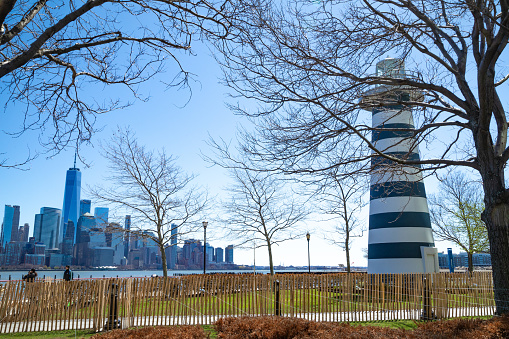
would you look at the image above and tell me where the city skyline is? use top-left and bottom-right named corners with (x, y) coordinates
top-left (0, 149), bottom-right (464, 269)
top-left (0, 193), bottom-right (237, 269)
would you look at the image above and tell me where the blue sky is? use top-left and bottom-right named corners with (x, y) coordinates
top-left (0, 40), bottom-right (465, 268)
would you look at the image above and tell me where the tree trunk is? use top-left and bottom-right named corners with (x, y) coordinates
top-left (345, 232), bottom-right (350, 274)
top-left (467, 252), bottom-right (473, 274)
top-left (484, 203), bottom-right (509, 315)
top-left (267, 241), bottom-right (274, 276)
top-left (160, 243), bottom-right (168, 278)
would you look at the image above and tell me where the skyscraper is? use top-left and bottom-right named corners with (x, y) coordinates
top-left (33, 207), bottom-right (62, 249)
top-left (1, 205), bottom-right (21, 246)
top-left (80, 199), bottom-right (91, 216)
top-left (168, 223), bottom-right (178, 269)
top-left (74, 212), bottom-right (96, 266)
top-left (124, 215), bottom-right (131, 259)
top-left (61, 157), bottom-right (81, 245)
top-left (19, 223), bottom-right (30, 242)
top-left (215, 247), bottom-right (224, 263)
top-left (94, 207), bottom-right (109, 229)
top-left (225, 245), bottom-right (234, 264)
top-left (361, 58), bottom-right (437, 274)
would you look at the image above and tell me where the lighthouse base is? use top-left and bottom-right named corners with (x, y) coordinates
top-left (368, 247), bottom-right (439, 274)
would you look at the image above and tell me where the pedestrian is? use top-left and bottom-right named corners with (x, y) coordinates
top-left (63, 265), bottom-right (73, 281)
top-left (22, 268), bottom-right (37, 282)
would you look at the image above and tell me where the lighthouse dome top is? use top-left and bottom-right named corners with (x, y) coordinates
top-left (376, 57), bottom-right (406, 78)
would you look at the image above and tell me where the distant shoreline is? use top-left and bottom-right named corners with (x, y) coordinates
top-left (0, 267), bottom-right (351, 272)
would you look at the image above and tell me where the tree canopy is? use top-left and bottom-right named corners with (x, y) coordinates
top-left (429, 172), bottom-right (489, 272)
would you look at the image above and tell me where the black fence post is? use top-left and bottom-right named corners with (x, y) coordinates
top-left (274, 280), bottom-right (281, 316)
top-left (104, 283), bottom-right (121, 330)
top-left (421, 275), bottom-right (434, 321)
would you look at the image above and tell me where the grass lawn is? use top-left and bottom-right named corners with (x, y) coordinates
top-left (0, 329), bottom-right (97, 338)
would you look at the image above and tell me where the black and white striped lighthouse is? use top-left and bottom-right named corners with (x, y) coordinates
top-left (361, 58), bottom-right (438, 274)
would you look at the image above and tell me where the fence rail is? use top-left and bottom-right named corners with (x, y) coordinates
top-left (0, 272), bottom-right (496, 333)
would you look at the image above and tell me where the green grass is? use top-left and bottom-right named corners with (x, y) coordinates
top-left (0, 329), bottom-right (96, 338)
top-left (353, 319), bottom-right (419, 330)
top-left (4, 288), bottom-right (494, 324)
top-left (202, 325), bottom-right (217, 338)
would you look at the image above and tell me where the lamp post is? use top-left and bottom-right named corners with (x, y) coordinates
top-left (203, 221), bottom-right (208, 274)
top-left (306, 232), bottom-right (311, 273)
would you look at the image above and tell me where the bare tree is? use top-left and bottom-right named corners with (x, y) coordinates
top-left (223, 168), bottom-right (307, 275)
top-left (0, 0), bottom-right (228, 166)
top-left (313, 169), bottom-right (367, 273)
top-left (429, 172), bottom-right (489, 273)
top-left (214, 0), bottom-right (509, 314)
top-left (90, 128), bottom-right (207, 277)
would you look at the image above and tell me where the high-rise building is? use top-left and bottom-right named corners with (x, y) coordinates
top-left (205, 243), bottom-right (214, 262)
top-left (80, 199), bottom-right (91, 216)
top-left (169, 223), bottom-right (178, 269)
top-left (225, 245), bottom-right (234, 264)
top-left (74, 212), bottom-right (96, 266)
top-left (1, 205), bottom-right (20, 246)
top-left (5, 241), bottom-right (26, 266)
top-left (124, 215), bottom-right (131, 259)
top-left (61, 157), bottom-right (82, 245)
top-left (11, 205), bottom-right (20, 242)
top-left (33, 207), bottom-right (62, 249)
top-left (109, 222), bottom-right (124, 265)
top-left (19, 223), bottom-right (30, 242)
top-left (94, 207), bottom-right (109, 229)
top-left (361, 58), bottom-right (437, 274)
top-left (215, 247), bottom-right (224, 263)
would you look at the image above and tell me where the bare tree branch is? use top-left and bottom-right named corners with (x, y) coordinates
top-left (0, 0), bottom-right (229, 166)
top-left (222, 168), bottom-right (308, 275)
top-left (89, 127), bottom-right (208, 277)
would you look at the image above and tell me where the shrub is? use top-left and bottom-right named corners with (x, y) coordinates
top-left (214, 316), bottom-right (412, 338)
top-left (413, 315), bottom-right (509, 338)
top-left (214, 315), bottom-right (509, 338)
top-left (91, 325), bottom-right (208, 339)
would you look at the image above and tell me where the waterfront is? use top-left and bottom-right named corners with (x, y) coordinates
top-left (0, 268), bottom-right (348, 281)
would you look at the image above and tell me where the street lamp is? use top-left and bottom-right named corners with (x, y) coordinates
top-left (306, 232), bottom-right (311, 273)
top-left (203, 221), bottom-right (208, 274)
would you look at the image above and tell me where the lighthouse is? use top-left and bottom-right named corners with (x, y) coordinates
top-left (361, 58), bottom-right (439, 274)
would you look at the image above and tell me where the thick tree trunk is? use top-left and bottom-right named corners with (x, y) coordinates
top-left (345, 239), bottom-right (351, 274)
top-left (467, 252), bottom-right (473, 274)
top-left (484, 203), bottom-right (509, 315)
top-left (160, 243), bottom-right (168, 278)
top-left (267, 241), bottom-right (274, 276)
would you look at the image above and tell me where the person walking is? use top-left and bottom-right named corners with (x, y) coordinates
top-left (23, 268), bottom-right (37, 282)
top-left (63, 265), bottom-right (73, 281)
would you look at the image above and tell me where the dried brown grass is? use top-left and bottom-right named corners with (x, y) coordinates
top-left (90, 315), bottom-right (509, 338)
top-left (214, 316), bottom-right (411, 338)
top-left (214, 315), bottom-right (509, 338)
top-left (413, 316), bottom-right (509, 338)
top-left (90, 325), bottom-right (208, 339)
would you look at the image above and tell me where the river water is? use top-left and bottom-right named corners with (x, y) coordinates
top-left (0, 268), bottom-right (345, 281)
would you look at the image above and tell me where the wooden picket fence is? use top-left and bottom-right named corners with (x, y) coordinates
top-left (0, 272), bottom-right (496, 333)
